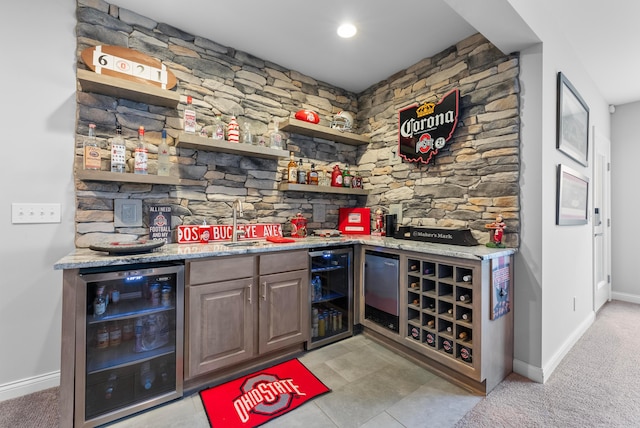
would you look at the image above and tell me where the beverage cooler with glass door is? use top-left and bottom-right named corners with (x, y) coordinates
top-left (77, 263), bottom-right (184, 427)
top-left (308, 247), bottom-right (353, 349)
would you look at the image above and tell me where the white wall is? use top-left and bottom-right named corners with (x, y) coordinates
top-left (0, 0), bottom-right (77, 400)
top-left (611, 101), bottom-right (640, 303)
top-left (511, 0), bottom-right (611, 381)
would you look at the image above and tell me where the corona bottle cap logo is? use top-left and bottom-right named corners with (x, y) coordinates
top-left (416, 102), bottom-right (436, 118)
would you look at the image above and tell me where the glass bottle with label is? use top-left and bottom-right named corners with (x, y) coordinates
top-left (308, 163), bottom-right (319, 185)
top-left (94, 285), bottom-right (106, 318)
top-left (213, 115), bottom-right (225, 140)
top-left (287, 152), bottom-right (298, 184)
top-left (110, 124), bottom-right (126, 173)
top-left (342, 163), bottom-right (352, 188)
top-left (270, 119), bottom-right (284, 150)
top-left (83, 123), bottom-right (101, 170)
top-left (297, 159), bottom-right (307, 184)
top-left (157, 129), bottom-right (170, 176)
top-left (183, 96), bottom-right (196, 133)
top-left (134, 126), bottom-right (148, 174)
top-left (242, 122), bottom-right (253, 144)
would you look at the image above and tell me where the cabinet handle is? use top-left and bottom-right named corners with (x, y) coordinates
top-left (248, 283), bottom-right (252, 303)
top-left (262, 281), bottom-right (267, 301)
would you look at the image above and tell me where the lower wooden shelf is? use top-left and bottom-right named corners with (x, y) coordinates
top-left (279, 183), bottom-right (368, 195)
top-left (76, 169), bottom-right (205, 186)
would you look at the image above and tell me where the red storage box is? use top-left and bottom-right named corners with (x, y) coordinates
top-left (338, 208), bottom-right (371, 235)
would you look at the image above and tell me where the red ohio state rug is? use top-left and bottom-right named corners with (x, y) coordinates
top-left (199, 359), bottom-right (331, 427)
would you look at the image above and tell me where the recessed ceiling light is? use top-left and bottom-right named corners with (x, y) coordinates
top-left (337, 23), bottom-right (357, 38)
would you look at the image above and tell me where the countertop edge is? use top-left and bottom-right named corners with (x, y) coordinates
top-left (54, 236), bottom-right (517, 270)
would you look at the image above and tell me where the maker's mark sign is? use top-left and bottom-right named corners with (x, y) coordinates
top-left (398, 88), bottom-right (459, 164)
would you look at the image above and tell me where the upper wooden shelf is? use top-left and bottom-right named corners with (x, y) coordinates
top-left (77, 69), bottom-right (181, 108)
top-left (76, 169), bottom-right (205, 186)
top-left (278, 183), bottom-right (368, 195)
top-left (176, 133), bottom-right (289, 159)
top-left (279, 118), bottom-right (370, 146)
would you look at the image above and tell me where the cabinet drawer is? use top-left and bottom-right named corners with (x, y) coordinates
top-left (259, 250), bottom-right (308, 275)
top-left (187, 255), bottom-right (255, 285)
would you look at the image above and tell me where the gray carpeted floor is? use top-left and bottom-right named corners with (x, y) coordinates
top-left (455, 300), bottom-right (640, 427)
top-left (1, 300), bottom-right (638, 427)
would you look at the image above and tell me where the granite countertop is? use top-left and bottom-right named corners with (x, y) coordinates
top-left (53, 235), bottom-right (516, 270)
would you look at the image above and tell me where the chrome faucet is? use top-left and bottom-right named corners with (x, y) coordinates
top-left (231, 199), bottom-right (244, 242)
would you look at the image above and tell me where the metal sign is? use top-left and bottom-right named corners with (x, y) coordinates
top-left (398, 88), bottom-right (460, 164)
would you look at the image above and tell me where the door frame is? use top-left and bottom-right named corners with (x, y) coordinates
top-left (592, 126), bottom-right (611, 312)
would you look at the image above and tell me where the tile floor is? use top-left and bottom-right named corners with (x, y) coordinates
top-left (108, 335), bottom-right (481, 427)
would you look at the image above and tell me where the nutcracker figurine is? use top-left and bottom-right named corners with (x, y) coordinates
top-left (485, 214), bottom-right (506, 248)
top-left (372, 208), bottom-right (385, 236)
top-left (290, 212), bottom-right (308, 238)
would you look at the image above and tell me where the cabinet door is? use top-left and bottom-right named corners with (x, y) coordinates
top-left (258, 270), bottom-right (309, 354)
top-left (187, 278), bottom-right (254, 378)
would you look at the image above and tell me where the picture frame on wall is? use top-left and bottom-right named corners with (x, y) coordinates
top-left (557, 72), bottom-right (590, 166)
top-left (556, 164), bottom-right (589, 226)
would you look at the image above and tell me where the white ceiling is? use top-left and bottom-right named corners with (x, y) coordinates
top-left (113, 0), bottom-right (640, 106)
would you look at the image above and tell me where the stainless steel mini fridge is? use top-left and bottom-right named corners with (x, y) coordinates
top-left (308, 247), bottom-right (353, 349)
top-left (76, 263), bottom-right (184, 427)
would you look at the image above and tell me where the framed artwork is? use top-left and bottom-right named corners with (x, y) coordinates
top-left (556, 164), bottom-right (589, 226)
top-left (490, 256), bottom-right (511, 321)
top-left (557, 72), bottom-right (590, 166)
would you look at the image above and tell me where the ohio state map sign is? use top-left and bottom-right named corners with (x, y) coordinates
top-left (398, 88), bottom-right (459, 164)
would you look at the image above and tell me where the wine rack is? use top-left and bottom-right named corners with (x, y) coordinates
top-left (406, 257), bottom-right (476, 367)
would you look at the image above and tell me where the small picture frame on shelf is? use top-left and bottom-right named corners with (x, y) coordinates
top-left (556, 164), bottom-right (589, 226)
top-left (556, 72), bottom-right (590, 166)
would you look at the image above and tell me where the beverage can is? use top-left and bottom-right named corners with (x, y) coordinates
top-left (161, 286), bottom-right (172, 307)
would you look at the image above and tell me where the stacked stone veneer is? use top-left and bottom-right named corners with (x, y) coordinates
top-left (74, 0), bottom-right (520, 248)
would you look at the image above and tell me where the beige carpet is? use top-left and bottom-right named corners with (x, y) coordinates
top-left (455, 300), bottom-right (640, 427)
top-left (1, 300), bottom-right (638, 427)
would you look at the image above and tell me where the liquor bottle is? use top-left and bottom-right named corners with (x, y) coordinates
top-left (287, 152), bottom-right (298, 184)
top-left (213, 115), bottom-right (225, 140)
top-left (297, 159), bottom-right (307, 184)
top-left (157, 129), bottom-right (170, 176)
top-left (461, 312), bottom-right (472, 321)
top-left (242, 122), bottom-right (253, 144)
top-left (140, 361), bottom-right (155, 390)
top-left (270, 119), bottom-right (284, 150)
top-left (83, 123), bottom-right (101, 170)
top-left (330, 165), bottom-right (343, 187)
top-left (352, 171), bottom-right (362, 188)
top-left (94, 285), bottom-right (106, 317)
top-left (426, 319), bottom-right (435, 328)
top-left (96, 323), bottom-right (109, 349)
top-left (318, 167), bottom-right (330, 186)
top-left (109, 321), bottom-right (122, 347)
top-left (308, 163), bottom-right (319, 185)
top-left (458, 331), bottom-right (468, 340)
top-left (228, 115), bottom-right (240, 143)
top-left (459, 293), bottom-right (472, 303)
top-left (183, 96), bottom-right (196, 133)
top-left (134, 126), bottom-right (148, 174)
top-left (342, 163), bottom-right (352, 187)
top-left (110, 124), bottom-right (126, 173)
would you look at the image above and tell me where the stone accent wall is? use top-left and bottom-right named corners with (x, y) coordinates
top-left (74, 0), bottom-right (520, 248)
top-left (357, 34), bottom-right (520, 247)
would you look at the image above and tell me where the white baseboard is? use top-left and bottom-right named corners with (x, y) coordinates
top-left (0, 371), bottom-right (60, 402)
top-left (513, 310), bottom-right (595, 384)
top-left (611, 292), bottom-right (640, 304)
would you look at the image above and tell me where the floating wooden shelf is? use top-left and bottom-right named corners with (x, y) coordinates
top-left (279, 118), bottom-right (370, 146)
top-left (278, 183), bottom-right (368, 195)
top-left (176, 133), bottom-right (289, 159)
top-left (77, 69), bottom-right (181, 108)
top-left (76, 169), bottom-right (205, 186)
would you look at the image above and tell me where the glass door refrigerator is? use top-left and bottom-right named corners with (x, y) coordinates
top-left (76, 262), bottom-right (184, 427)
top-left (308, 246), bottom-right (353, 349)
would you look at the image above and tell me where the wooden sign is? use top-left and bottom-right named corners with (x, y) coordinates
top-left (177, 223), bottom-right (283, 244)
top-left (398, 88), bottom-right (459, 164)
top-left (81, 45), bottom-right (177, 89)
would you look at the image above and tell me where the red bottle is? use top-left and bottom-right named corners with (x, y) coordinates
top-left (331, 165), bottom-right (343, 187)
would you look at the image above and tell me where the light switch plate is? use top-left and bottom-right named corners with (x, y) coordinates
top-left (12, 203), bottom-right (61, 224)
top-left (114, 199), bottom-right (142, 227)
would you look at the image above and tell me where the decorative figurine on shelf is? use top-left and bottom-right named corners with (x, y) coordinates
top-left (372, 208), bottom-right (385, 236)
top-left (291, 212), bottom-right (307, 238)
top-left (227, 115), bottom-right (240, 143)
top-left (485, 214), bottom-right (506, 248)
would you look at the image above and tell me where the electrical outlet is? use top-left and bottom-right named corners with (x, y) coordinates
top-left (12, 203), bottom-right (61, 224)
top-left (389, 203), bottom-right (403, 224)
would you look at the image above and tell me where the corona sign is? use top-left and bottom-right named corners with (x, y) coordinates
top-left (398, 88), bottom-right (459, 164)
